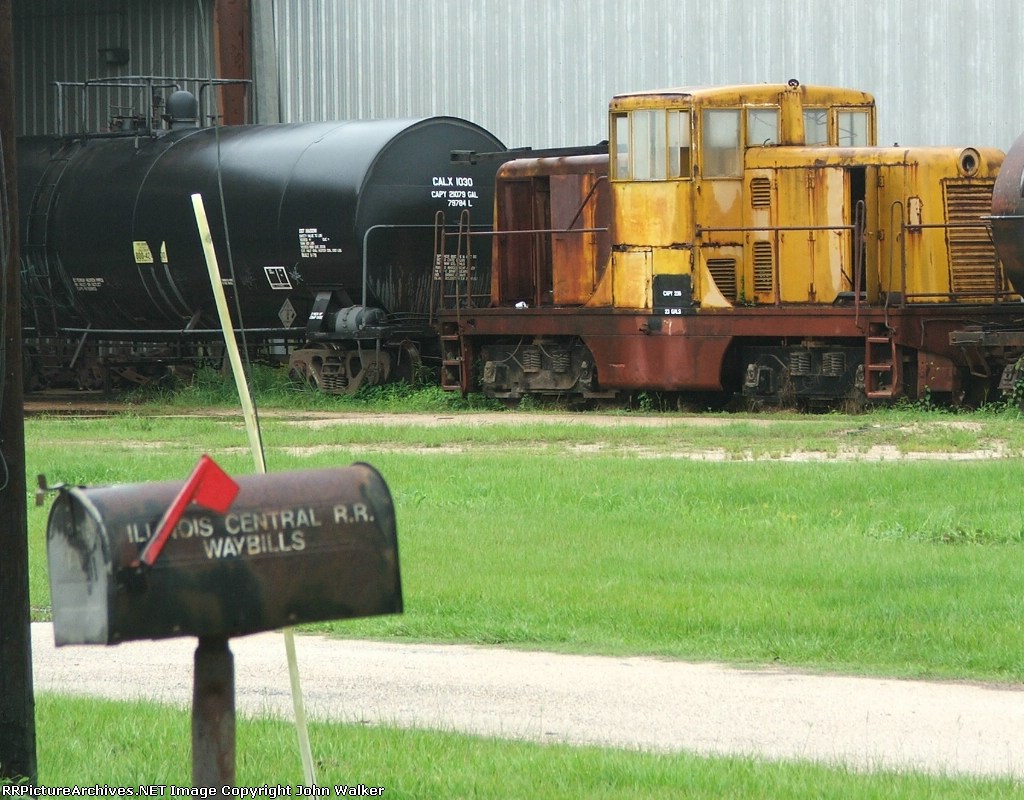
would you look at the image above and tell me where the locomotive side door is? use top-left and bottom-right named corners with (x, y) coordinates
top-left (693, 107), bottom-right (744, 308)
top-left (772, 163), bottom-right (854, 303)
top-left (492, 177), bottom-right (551, 307)
top-left (846, 166), bottom-right (868, 298)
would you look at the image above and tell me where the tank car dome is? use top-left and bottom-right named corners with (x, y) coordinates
top-left (165, 90), bottom-right (199, 128)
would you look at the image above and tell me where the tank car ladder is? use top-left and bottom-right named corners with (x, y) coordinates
top-left (432, 210), bottom-right (477, 393)
top-left (864, 327), bottom-right (899, 400)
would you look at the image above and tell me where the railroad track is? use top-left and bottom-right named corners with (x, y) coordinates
top-left (24, 391), bottom-right (135, 416)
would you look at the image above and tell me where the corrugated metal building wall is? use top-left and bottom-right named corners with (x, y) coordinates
top-left (274, 0), bottom-right (1024, 151)
top-left (14, 0), bottom-right (1024, 154)
top-left (14, 0), bottom-right (211, 136)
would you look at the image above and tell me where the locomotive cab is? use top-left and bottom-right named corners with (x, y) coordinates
top-left (599, 82), bottom-right (877, 311)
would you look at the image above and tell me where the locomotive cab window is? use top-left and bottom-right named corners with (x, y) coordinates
top-left (668, 110), bottom-right (692, 178)
top-left (702, 109), bottom-right (742, 177)
top-left (613, 113), bottom-right (629, 179)
top-left (838, 109), bottom-right (871, 146)
top-left (611, 108), bottom-right (692, 181)
top-left (632, 110), bottom-right (667, 180)
top-left (803, 108), bottom-right (828, 145)
top-left (746, 107), bottom-right (779, 146)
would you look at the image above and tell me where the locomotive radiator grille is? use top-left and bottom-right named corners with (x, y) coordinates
top-left (749, 177), bottom-right (772, 208)
top-left (944, 180), bottom-right (1002, 296)
top-left (706, 258), bottom-right (737, 301)
top-left (752, 242), bottom-right (774, 295)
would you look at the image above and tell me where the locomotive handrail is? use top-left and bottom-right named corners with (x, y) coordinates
top-left (852, 199), bottom-right (866, 324)
top-left (897, 290), bottom-right (1020, 299)
top-left (902, 221), bottom-right (995, 230)
top-left (451, 227), bottom-right (608, 237)
top-left (889, 200), bottom-right (907, 314)
top-left (695, 223), bottom-right (857, 234)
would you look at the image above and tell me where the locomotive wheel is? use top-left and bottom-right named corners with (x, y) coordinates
top-left (961, 372), bottom-right (1001, 409)
top-left (22, 347), bottom-right (43, 392)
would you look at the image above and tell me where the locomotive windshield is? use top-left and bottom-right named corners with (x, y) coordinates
top-left (803, 108), bottom-right (829, 144)
top-left (612, 109), bottom-right (691, 180)
top-left (746, 107), bottom-right (780, 146)
top-left (803, 107), bottom-right (871, 147)
top-left (610, 87), bottom-right (877, 181)
top-left (837, 109), bottom-right (871, 146)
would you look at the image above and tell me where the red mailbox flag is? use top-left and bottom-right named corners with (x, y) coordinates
top-left (138, 455), bottom-right (240, 567)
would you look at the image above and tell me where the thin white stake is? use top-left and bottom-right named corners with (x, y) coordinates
top-left (192, 193), bottom-right (317, 787)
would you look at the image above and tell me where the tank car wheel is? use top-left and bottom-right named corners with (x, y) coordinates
top-left (391, 341), bottom-right (423, 384)
top-left (287, 357), bottom-right (324, 391)
top-left (288, 362), bottom-right (310, 386)
top-left (76, 361), bottom-right (107, 391)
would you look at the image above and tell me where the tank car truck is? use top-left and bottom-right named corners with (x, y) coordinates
top-left (436, 81), bottom-right (1024, 408)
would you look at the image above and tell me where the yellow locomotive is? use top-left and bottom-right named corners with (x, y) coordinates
top-left (437, 80), bottom-right (1024, 408)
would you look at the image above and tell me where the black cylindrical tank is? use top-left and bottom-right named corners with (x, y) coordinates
top-left (18, 117), bottom-right (504, 335)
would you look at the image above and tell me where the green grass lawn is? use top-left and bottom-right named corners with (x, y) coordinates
top-left (17, 402), bottom-right (1024, 792)
top-left (25, 409), bottom-right (1024, 681)
top-left (30, 696), bottom-right (1023, 798)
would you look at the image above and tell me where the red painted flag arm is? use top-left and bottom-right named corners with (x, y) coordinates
top-left (137, 455), bottom-right (239, 567)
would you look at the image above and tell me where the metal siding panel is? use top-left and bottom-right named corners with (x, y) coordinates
top-left (15, 0), bottom-right (1024, 149)
top-left (14, 0), bottom-right (212, 135)
top-left (272, 0), bottom-right (1024, 153)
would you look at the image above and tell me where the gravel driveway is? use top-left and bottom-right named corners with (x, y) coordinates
top-left (30, 622), bottom-right (1024, 779)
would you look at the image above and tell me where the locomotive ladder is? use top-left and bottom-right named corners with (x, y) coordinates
top-left (439, 320), bottom-right (465, 392)
top-left (864, 330), bottom-right (899, 400)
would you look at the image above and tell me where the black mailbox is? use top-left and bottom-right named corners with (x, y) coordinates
top-left (45, 464), bottom-right (401, 645)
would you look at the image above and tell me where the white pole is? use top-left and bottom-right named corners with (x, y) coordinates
top-left (191, 193), bottom-right (317, 787)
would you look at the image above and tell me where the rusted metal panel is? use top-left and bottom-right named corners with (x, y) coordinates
top-left (45, 465), bottom-right (401, 644)
top-left (213, 0), bottom-right (251, 125)
top-left (550, 170), bottom-right (611, 305)
top-left (491, 155), bottom-right (610, 308)
top-left (918, 351), bottom-right (956, 394)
